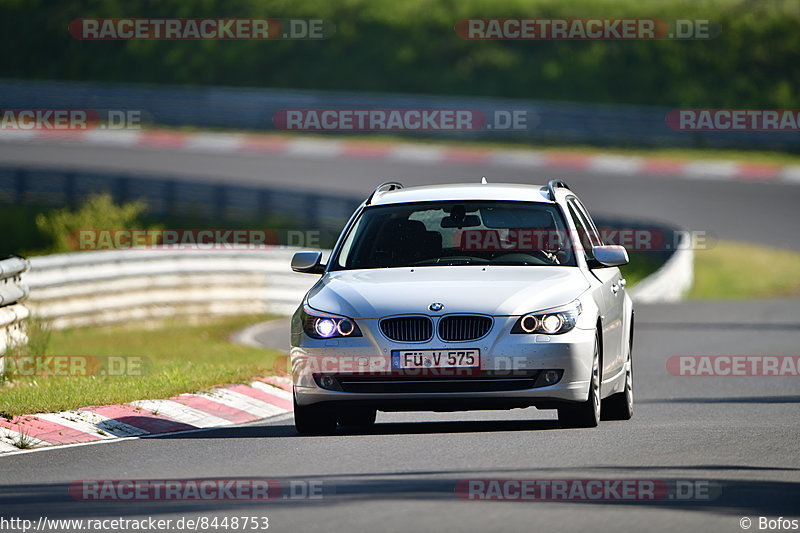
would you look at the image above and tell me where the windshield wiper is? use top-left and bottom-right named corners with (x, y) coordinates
top-left (413, 257), bottom-right (481, 266)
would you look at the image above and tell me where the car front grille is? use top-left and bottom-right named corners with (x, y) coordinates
top-left (380, 316), bottom-right (433, 342)
top-left (438, 315), bottom-right (492, 341)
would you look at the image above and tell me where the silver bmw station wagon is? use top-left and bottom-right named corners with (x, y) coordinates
top-left (290, 180), bottom-right (634, 434)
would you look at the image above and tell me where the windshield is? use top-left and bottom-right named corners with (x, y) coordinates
top-left (332, 201), bottom-right (577, 270)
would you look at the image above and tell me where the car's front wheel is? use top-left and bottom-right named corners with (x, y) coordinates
top-left (558, 332), bottom-right (601, 428)
top-left (294, 393), bottom-right (337, 435)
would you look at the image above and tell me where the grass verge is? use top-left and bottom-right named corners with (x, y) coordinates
top-left (0, 315), bottom-right (282, 418)
top-left (620, 251), bottom-right (664, 288)
top-left (690, 241), bottom-right (800, 299)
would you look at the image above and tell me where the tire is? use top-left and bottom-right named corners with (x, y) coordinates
top-left (601, 335), bottom-right (634, 421)
top-left (338, 407), bottom-right (377, 428)
top-left (558, 332), bottom-right (601, 428)
top-left (293, 393), bottom-right (337, 435)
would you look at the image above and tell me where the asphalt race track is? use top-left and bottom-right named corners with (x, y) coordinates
top-left (1, 139), bottom-right (799, 250)
top-left (1, 139), bottom-right (799, 532)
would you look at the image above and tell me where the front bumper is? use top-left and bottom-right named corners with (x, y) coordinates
top-left (291, 315), bottom-right (596, 411)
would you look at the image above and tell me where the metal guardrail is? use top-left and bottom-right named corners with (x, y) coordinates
top-left (18, 220), bottom-right (691, 331)
top-left (0, 164), bottom-right (362, 230)
top-left (628, 233), bottom-right (694, 303)
top-left (0, 256), bottom-right (30, 353)
top-left (22, 247), bottom-right (319, 329)
top-left (1, 78), bottom-right (797, 151)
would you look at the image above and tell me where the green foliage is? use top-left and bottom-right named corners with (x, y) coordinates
top-left (34, 193), bottom-right (158, 254)
top-left (1, 0), bottom-right (798, 107)
top-left (0, 206), bottom-right (51, 257)
top-left (1, 194), bottom-right (322, 257)
top-left (22, 317), bottom-right (53, 360)
top-left (3, 317), bottom-right (52, 359)
top-left (1, 317), bottom-right (51, 392)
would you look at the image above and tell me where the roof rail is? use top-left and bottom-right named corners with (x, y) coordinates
top-left (547, 179), bottom-right (570, 201)
top-left (365, 181), bottom-right (404, 205)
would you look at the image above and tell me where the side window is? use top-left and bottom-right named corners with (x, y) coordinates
top-left (336, 215), bottom-right (362, 268)
top-left (570, 198), bottom-right (603, 245)
top-left (567, 203), bottom-right (595, 261)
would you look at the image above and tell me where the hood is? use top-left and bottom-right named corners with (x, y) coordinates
top-left (306, 266), bottom-right (590, 318)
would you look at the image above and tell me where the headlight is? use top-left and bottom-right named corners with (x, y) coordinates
top-left (511, 300), bottom-right (582, 335)
top-left (301, 306), bottom-right (362, 339)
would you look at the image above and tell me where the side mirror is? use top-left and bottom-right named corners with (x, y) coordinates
top-left (291, 251), bottom-right (326, 274)
top-left (592, 245), bottom-right (629, 267)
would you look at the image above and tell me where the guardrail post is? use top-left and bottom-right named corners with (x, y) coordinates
top-left (65, 171), bottom-right (77, 207)
top-left (258, 189), bottom-right (271, 215)
top-left (214, 184), bottom-right (227, 220)
top-left (14, 168), bottom-right (26, 204)
top-left (304, 193), bottom-right (320, 231)
top-left (0, 256), bottom-right (31, 355)
top-left (164, 179), bottom-right (176, 216)
top-left (115, 175), bottom-right (129, 204)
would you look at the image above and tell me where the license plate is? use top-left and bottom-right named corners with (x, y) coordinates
top-left (392, 349), bottom-right (480, 369)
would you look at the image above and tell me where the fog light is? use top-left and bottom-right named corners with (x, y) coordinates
top-left (534, 369), bottom-right (563, 387)
top-left (319, 375), bottom-right (339, 390)
top-left (543, 370), bottom-right (560, 384)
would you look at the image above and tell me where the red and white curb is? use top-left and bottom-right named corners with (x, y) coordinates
top-left (1, 128), bottom-right (798, 183)
top-left (0, 376), bottom-right (293, 455)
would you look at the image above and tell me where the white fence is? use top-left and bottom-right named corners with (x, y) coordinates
top-left (628, 234), bottom-right (694, 304)
top-left (0, 256), bottom-right (30, 352)
top-left (22, 248), bottom-right (319, 329)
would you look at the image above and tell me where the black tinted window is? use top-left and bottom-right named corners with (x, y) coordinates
top-left (333, 201), bottom-right (577, 270)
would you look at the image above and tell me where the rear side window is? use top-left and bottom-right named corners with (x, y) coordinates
top-left (569, 198), bottom-right (603, 245)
